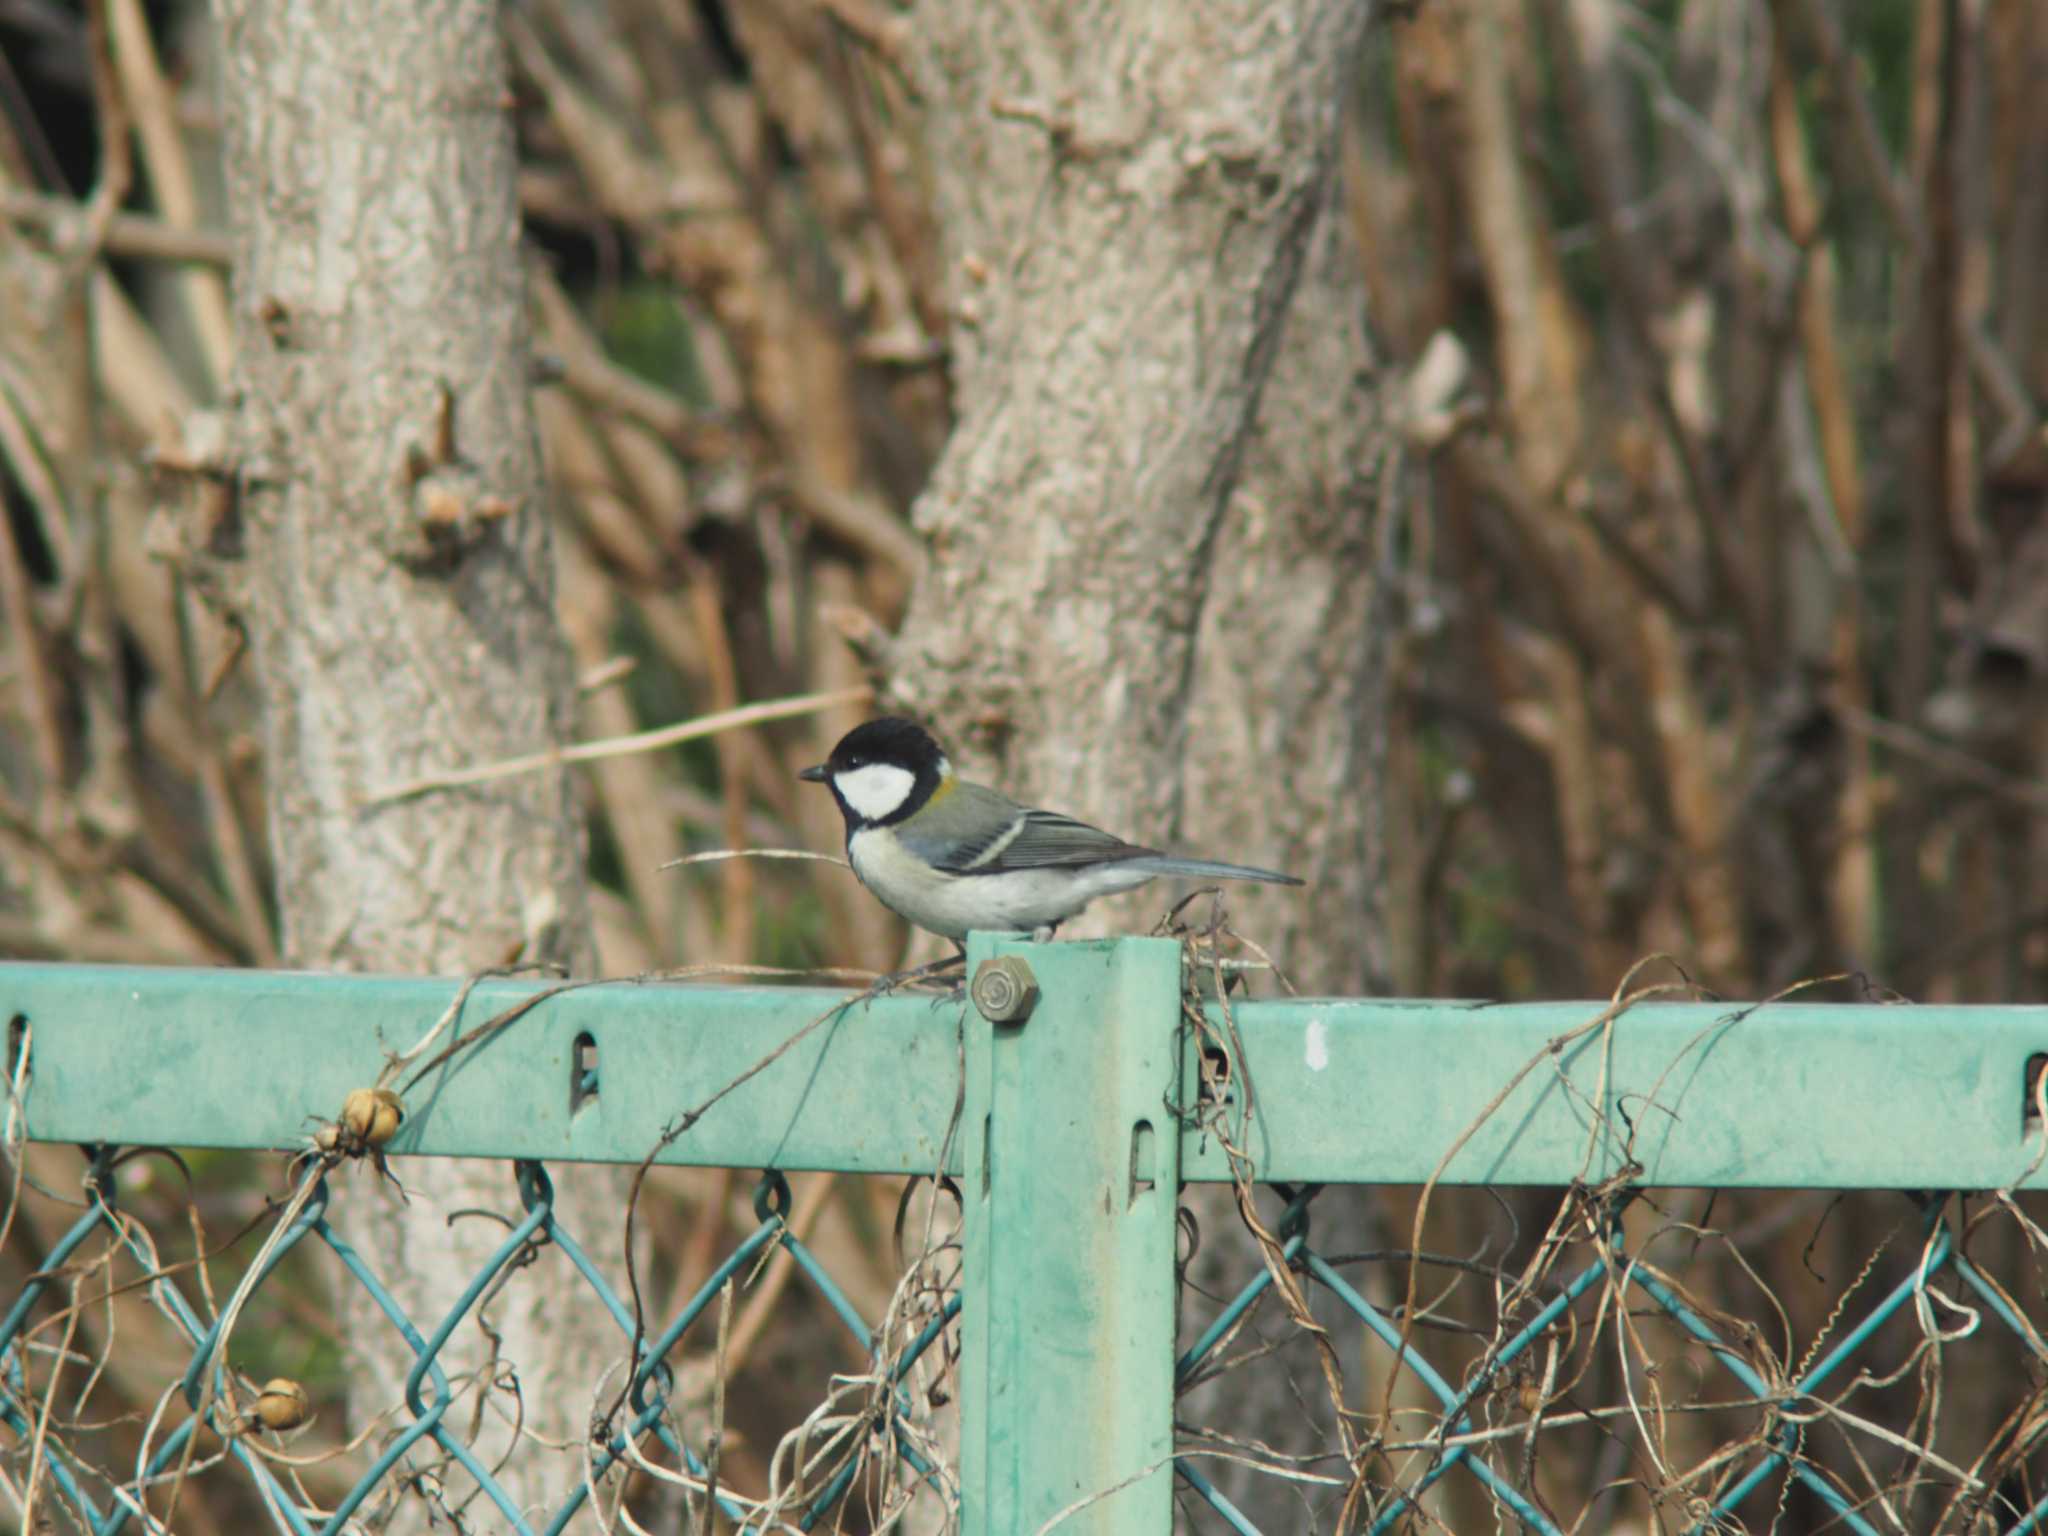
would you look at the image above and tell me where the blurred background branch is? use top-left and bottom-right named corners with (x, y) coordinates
top-left (2, 0), bottom-right (2046, 1528)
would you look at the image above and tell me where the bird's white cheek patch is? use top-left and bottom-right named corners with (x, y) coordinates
top-left (834, 763), bottom-right (917, 821)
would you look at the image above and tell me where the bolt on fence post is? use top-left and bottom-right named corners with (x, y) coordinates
top-left (958, 933), bottom-right (1185, 1535)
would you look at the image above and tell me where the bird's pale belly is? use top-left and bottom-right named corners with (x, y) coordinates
top-left (846, 829), bottom-right (1155, 940)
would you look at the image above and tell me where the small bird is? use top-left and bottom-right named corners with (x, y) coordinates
top-left (800, 716), bottom-right (1302, 942)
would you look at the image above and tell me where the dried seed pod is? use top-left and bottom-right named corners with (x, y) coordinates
top-left (253, 1378), bottom-right (310, 1432)
top-left (339, 1088), bottom-right (404, 1149)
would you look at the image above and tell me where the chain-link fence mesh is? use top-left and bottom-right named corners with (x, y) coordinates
top-left (1172, 1181), bottom-right (2048, 1533)
top-left (1161, 938), bottom-right (2048, 1534)
top-left (0, 1145), bottom-right (964, 1533)
top-left (4, 951), bottom-right (2047, 1534)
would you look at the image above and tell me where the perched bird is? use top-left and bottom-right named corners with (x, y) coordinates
top-left (800, 716), bottom-right (1302, 942)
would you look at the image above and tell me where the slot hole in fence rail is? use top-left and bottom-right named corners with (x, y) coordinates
top-left (571, 1032), bottom-right (599, 1114)
top-left (1130, 1119), bottom-right (1156, 1204)
top-left (5, 1015), bottom-right (23, 1084)
top-left (2026, 1054), bottom-right (2048, 1127)
top-left (1200, 1043), bottom-right (1234, 1107)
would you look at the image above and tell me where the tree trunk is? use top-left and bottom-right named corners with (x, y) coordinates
top-left (214, 0), bottom-right (626, 1519)
top-left (892, 1), bottom-right (1385, 981)
top-left (894, 2), bottom-right (1395, 1524)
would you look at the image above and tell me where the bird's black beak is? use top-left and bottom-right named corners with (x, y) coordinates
top-left (798, 764), bottom-right (828, 783)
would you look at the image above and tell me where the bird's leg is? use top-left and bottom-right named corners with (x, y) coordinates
top-left (1031, 921), bottom-right (1061, 943)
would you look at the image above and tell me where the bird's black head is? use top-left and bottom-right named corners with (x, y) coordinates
top-left (799, 716), bottom-right (952, 828)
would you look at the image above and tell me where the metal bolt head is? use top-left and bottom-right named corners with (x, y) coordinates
top-left (971, 956), bottom-right (1039, 1024)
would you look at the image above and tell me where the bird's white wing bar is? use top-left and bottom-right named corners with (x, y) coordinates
top-left (956, 813), bottom-right (1030, 870)
top-left (959, 809), bottom-right (1147, 871)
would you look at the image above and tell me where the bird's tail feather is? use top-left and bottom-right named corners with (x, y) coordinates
top-left (1126, 855), bottom-right (1302, 887)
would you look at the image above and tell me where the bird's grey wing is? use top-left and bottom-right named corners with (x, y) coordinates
top-left (934, 789), bottom-right (1153, 874)
top-left (878, 781), bottom-right (1012, 872)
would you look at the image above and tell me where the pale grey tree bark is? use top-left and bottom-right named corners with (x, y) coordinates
top-left (893, 3), bottom-right (1396, 1525)
top-left (892, 2), bottom-right (1390, 994)
top-left (213, 1), bottom-right (630, 1519)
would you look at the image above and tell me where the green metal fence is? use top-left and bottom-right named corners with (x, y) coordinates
top-left (3, 934), bottom-right (2047, 1532)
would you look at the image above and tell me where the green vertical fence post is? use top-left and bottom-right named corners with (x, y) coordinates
top-left (959, 934), bottom-right (1184, 1534)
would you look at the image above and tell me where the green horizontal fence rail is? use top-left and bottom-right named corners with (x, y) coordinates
top-left (3, 934), bottom-right (2047, 1534)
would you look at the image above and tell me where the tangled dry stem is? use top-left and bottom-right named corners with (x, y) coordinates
top-left (4, 949), bottom-right (2048, 1532)
top-left (1161, 919), bottom-right (2048, 1534)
